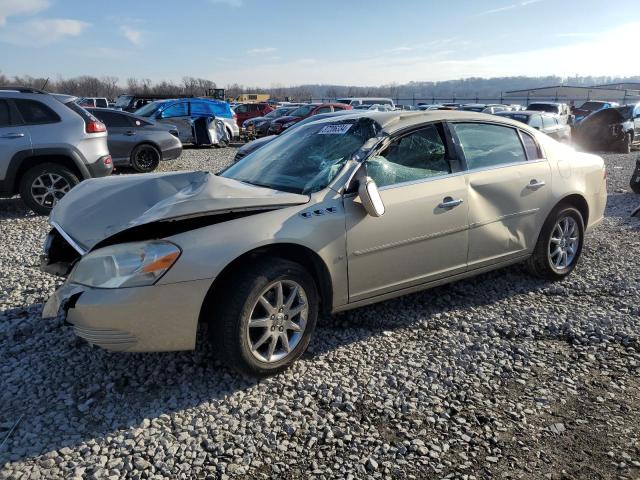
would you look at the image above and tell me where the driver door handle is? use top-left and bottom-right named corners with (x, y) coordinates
top-left (438, 197), bottom-right (464, 209)
top-left (124, 130), bottom-right (136, 136)
top-left (527, 179), bottom-right (546, 190)
top-left (0, 132), bottom-right (25, 139)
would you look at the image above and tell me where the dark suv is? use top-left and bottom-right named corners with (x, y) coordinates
top-left (0, 87), bottom-right (112, 214)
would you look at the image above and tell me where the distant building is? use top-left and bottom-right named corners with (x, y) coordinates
top-left (235, 93), bottom-right (270, 103)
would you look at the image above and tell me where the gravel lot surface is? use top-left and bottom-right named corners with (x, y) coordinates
top-left (1, 145), bottom-right (639, 479)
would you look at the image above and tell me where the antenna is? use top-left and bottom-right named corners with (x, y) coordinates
top-left (41, 77), bottom-right (49, 91)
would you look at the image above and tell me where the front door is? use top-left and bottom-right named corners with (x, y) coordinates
top-left (449, 121), bottom-right (553, 269)
top-left (344, 122), bottom-right (469, 302)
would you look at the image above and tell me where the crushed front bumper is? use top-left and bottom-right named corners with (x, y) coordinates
top-left (43, 278), bottom-right (212, 352)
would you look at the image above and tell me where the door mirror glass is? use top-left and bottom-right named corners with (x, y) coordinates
top-left (358, 176), bottom-right (385, 217)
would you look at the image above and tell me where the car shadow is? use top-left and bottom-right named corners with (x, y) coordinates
top-left (0, 197), bottom-right (40, 221)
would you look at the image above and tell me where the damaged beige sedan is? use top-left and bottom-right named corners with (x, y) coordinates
top-left (41, 111), bottom-right (607, 375)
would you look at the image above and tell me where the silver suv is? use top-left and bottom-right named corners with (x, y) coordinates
top-left (0, 87), bottom-right (112, 214)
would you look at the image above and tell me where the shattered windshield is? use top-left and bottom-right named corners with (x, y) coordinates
top-left (222, 117), bottom-right (380, 194)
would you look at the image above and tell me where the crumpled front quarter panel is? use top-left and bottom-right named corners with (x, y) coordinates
top-left (160, 190), bottom-right (350, 310)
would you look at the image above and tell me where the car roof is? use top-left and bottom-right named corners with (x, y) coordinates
top-left (298, 110), bottom-right (530, 134)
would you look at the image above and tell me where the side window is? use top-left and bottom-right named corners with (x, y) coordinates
top-left (95, 99), bottom-right (108, 108)
top-left (0, 100), bottom-right (13, 127)
top-left (451, 123), bottom-right (526, 169)
top-left (367, 123), bottom-right (451, 188)
top-left (160, 102), bottom-right (188, 118)
top-left (520, 131), bottom-right (541, 160)
top-left (333, 105), bottom-right (346, 111)
top-left (316, 106), bottom-right (332, 114)
top-left (529, 115), bottom-right (543, 129)
top-left (14, 99), bottom-right (60, 125)
top-left (92, 111), bottom-right (131, 128)
top-left (235, 104), bottom-right (248, 114)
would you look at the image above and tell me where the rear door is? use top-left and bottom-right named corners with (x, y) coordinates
top-left (91, 110), bottom-right (135, 163)
top-left (0, 99), bottom-right (31, 187)
top-left (344, 122), bottom-right (468, 302)
top-left (449, 121), bottom-right (553, 269)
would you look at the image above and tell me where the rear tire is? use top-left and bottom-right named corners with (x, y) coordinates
top-left (207, 258), bottom-right (319, 376)
top-left (130, 144), bottom-right (160, 173)
top-left (19, 163), bottom-right (79, 215)
top-left (618, 132), bottom-right (632, 154)
top-left (526, 205), bottom-right (584, 281)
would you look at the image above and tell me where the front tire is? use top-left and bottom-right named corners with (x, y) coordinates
top-left (19, 163), bottom-right (79, 215)
top-left (526, 205), bottom-right (584, 281)
top-left (208, 258), bottom-right (319, 376)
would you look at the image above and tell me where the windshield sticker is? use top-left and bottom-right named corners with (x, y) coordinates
top-left (318, 124), bottom-right (352, 135)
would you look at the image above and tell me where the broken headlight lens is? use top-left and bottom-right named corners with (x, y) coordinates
top-left (69, 241), bottom-right (181, 289)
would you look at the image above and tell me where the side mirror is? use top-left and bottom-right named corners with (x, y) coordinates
top-left (533, 126), bottom-right (540, 130)
top-left (358, 176), bottom-right (385, 217)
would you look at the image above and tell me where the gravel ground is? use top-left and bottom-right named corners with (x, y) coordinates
top-left (1, 146), bottom-right (639, 480)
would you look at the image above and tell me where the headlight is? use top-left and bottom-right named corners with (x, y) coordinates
top-left (283, 121), bottom-right (296, 128)
top-left (69, 241), bottom-right (181, 289)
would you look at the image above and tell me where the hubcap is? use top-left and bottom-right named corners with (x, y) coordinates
top-left (31, 173), bottom-right (71, 208)
top-left (246, 280), bottom-right (308, 363)
top-left (548, 216), bottom-right (579, 269)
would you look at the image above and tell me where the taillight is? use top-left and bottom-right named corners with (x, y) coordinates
top-left (86, 120), bottom-right (106, 133)
top-left (103, 155), bottom-right (112, 166)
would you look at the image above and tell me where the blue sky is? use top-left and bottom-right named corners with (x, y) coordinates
top-left (0, 0), bottom-right (638, 87)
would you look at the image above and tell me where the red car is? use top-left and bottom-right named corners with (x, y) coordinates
top-left (268, 103), bottom-right (352, 134)
top-left (234, 102), bottom-right (274, 127)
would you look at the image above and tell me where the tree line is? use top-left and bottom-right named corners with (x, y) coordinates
top-left (1, 72), bottom-right (638, 101)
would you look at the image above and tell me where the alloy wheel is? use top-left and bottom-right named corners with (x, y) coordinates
top-left (548, 216), bottom-right (580, 269)
top-left (246, 280), bottom-right (308, 363)
top-left (30, 173), bottom-right (71, 208)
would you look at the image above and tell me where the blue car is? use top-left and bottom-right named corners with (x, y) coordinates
top-left (134, 98), bottom-right (238, 144)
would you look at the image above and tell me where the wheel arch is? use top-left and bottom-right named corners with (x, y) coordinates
top-left (199, 242), bottom-right (334, 326)
top-left (5, 149), bottom-right (88, 195)
top-left (557, 193), bottom-right (589, 226)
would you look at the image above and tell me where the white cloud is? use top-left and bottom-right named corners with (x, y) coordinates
top-left (210, 22), bottom-right (639, 87)
top-left (209, 0), bottom-right (242, 6)
top-left (0, 0), bottom-right (49, 25)
top-left (478, 0), bottom-right (543, 15)
top-left (0, 18), bottom-right (89, 45)
top-left (120, 25), bottom-right (142, 45)
top-left (247, 47), bottom-right (276, 55)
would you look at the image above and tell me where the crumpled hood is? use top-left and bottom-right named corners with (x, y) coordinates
top-left (50, 171), bottom-right (309, 251)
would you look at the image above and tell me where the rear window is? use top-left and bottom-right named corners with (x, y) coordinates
top-left (15, 99), bottom-right (60, 125)
top-left (66, 101), bottom-right (98, 123)
top-left (95, 99), bottom-right (108, 108)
